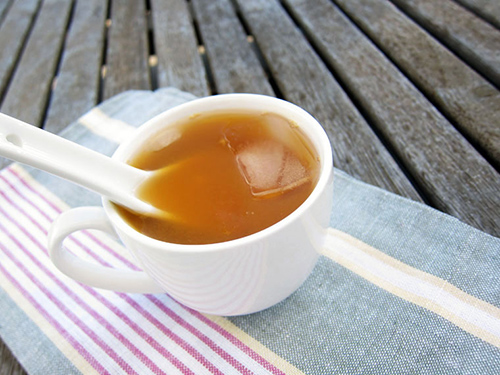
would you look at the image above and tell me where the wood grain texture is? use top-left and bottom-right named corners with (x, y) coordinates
top-left (390, 0), bottom-right (500, 88)
top-left (454, 0), bottom-right (500, 29)
top-left (0, 0), bottom-right (39, 100)
top-left (284, 0), bottom-right (500, 235)
top-left (333, 0), bottom-right (500, 169)
top-left (192, 0), bottom-right (274, 95)
top-left (234, 0), bottom-right (422, 202)
top-left (150, 0), bottom-right (209, 97)
top-left (44, 0), bottom-right (107, 134)
top-left (0, 0), bottom-right (13, 24)
top-left (0, 0), bottom-right (72, 127)
top-left (0, 342), bottom-right (26, 375)
top-left (103, 0), bottom-right (150, 100)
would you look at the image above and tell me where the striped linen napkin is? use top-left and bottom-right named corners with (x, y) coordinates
top-left (1, 88), bottom-right (499, 374)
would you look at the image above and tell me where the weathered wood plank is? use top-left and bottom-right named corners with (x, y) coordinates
top-left (0, 0), bottom-right (13, 25)
top-left (192, 0), bottom-right (274, 95)
top-left (0, 0), bottom-right (72, 127)
top-left (44, 0), bottom-right (107, 134)
top-left (284, 0), bottom-right (500, 236)
top-left (333, 0), bottom-right (500, 169)
top-left (150, 0), bottom-right (209, 97)
top-left (0, 0), bottom-right (40, 103)
top-left (0, 341), bottom-right (26, 375)
top-left (103, 0), bottom-right (150, 100)
top-left (390, 0), bottom-right (500, 88)
top-left (454, 0), bottom-right (500, 30)
top-left (234, 0), bottom-right (422, 202)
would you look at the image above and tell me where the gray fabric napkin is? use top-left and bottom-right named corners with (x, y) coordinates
top-left (0, 88), bottom-right (498, 374)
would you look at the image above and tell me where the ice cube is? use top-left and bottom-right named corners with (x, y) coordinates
top-left (235, 140), bottom-right (311, 198)
top-left (223, 112), bottom-right (317, 198)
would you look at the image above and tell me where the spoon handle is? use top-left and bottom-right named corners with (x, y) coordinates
top-left (0, 113), bottom-right (155, 214)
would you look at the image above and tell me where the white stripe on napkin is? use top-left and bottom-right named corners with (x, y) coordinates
top-left (0, 267), bottom-right (98, 374)
top-left (79, 108), bottom-right (137, 143)
top-left (323, 228), bottom-right (500, 348)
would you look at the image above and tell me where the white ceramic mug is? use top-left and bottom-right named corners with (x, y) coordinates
top-left (48, 94), bottom-right (334, 316)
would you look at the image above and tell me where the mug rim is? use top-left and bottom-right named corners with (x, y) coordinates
top-left (103, 93), bottom-right (333, 253)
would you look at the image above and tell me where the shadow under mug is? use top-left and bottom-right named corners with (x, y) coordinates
top-left (48, 94), bottom-right (334, 316)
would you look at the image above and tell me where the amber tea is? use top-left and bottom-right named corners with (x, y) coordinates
top-left (116, 111), bottom-right (321, 244)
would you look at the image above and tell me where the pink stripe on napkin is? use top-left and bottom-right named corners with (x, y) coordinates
top-left (0, 261), bottom-right (109, 374)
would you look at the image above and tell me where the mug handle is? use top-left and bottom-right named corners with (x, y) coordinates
top-left (48, 206), bottom-right (165, 294)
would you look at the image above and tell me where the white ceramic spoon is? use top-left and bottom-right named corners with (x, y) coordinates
top-left (0, 112), bottom-right (162, 216)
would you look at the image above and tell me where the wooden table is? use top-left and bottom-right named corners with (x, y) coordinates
top-left (0, 0), bottom-right (498, 373)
